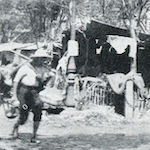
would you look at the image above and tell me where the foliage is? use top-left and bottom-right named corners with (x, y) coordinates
top-left (0, 0), bottom-right (150, 43)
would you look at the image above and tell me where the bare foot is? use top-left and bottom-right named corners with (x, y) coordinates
top-left (30, 137), bottom-right (40, 144)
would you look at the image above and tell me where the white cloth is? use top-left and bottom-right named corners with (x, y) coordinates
top-left (40, 87), bottom-right (64, 105)
top-left (56, 52), bottom-right (70, 74)
top-left (0, 64), bottom-right (17, 86)
top-left (107, 35), bottom-right (137, 58)
top-left (107, 72), bottom-right (146, 95)
top-left (14, 63), bottom-right (38, 86)
top-left (107, 73), bottom-right (127, 94)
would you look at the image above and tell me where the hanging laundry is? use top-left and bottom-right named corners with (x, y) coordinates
top-left (98, 42), bottom-right (131, 74)
top-left (107, 35), bottom-right (137, 58)
top-left (107, 72), bottom-right (146, 95)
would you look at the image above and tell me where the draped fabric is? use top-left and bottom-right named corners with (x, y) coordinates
top-left (138, 39), bottom-right (150, 88)
top-left (107, 72), bottom-right (146, 95)
top-left (98, 42), bottom-right (132, 74)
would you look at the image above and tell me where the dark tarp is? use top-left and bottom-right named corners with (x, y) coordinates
top-left (137, 38), bottom-right (150, 88)
top-left (84, 20), bottom-right (133, 76)
top-left (85, 19), bottom-right (150, 41)
top-left (86, 20), bottom-right (130, 39)
top-left (62, 20), bottom-right (150, 85)
top-left (85, 20), bottom-right (150, 82)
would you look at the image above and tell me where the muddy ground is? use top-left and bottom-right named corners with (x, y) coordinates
top-left (1, 106), bottom-right (150, 150)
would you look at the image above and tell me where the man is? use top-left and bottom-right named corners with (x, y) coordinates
top-left (11, 49), bottom-right (52, 143)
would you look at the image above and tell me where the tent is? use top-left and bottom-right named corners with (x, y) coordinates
top-left (85, 19), bottom-right (150, 41)
top-left (61, 19), bottom-right (150, 77)
top-left (83, 20), bottom-right (150, 77)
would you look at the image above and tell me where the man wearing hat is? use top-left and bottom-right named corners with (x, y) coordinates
top-left (11, 49), bottom-right (52, 143)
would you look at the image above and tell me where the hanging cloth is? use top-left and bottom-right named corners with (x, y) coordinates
top-left (107, 35), bottom-right (137, 58)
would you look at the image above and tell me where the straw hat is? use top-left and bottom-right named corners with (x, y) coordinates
top-left (31, 49), bottom-right (52, 58)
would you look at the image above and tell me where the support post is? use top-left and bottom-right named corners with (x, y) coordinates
top-left (125, 30), bottom-right (137, 118)
top-left (65, 0), bottom-right (77, 107)
top-left (125, 81), bottom-right (135, 118)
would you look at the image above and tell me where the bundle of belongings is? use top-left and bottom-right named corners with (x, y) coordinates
top-left (39, 86), bottom-right (65, 106)
top-left (39, 51), bottom-right (73, 107)
top-left (39, 69), bottom-right (67, 106)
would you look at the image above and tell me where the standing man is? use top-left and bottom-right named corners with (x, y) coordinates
top-left (11, 49), bottom-right (52, 143)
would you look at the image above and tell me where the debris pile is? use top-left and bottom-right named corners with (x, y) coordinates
top-left (42, 104), bottom-right (127, 128)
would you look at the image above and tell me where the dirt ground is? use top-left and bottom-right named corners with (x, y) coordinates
top-left (1, 106), bottom-right (150, 150)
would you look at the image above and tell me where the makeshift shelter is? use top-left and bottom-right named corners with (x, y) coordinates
top-left (85, 20), bottom-right (150, 75)
top-left (61, 19), bottom-right (150, 116)
top-left (62, 19), bottom-right (150, 78)
top-left (85, 19), bottom-right (150, 40)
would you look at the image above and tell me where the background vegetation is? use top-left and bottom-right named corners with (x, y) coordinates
top-left (0, 0), bottom-right (150, 43)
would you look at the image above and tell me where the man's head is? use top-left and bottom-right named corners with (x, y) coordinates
top-left (31, 49), bottom-right (52, 67)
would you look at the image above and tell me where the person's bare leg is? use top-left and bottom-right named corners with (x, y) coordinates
top-left (31, 121), bottom-right (40, 143)
top-left (11, 120), bottom-right (19, 138)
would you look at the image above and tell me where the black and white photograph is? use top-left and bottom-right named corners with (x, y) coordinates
top-left (0, 0), bottom-right (150, 149)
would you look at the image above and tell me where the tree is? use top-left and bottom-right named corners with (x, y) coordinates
top-left (0, 0), bottom-right (14, 42)
top-left (0, 0), bottom-right (149, 44)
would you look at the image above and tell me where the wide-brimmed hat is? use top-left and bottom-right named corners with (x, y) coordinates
top-left (31, 49), bottom-right (52, 58)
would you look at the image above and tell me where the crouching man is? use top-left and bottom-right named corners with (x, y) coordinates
top-left (11, 50), bottom-right (52, 143)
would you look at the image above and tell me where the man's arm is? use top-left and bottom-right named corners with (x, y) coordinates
top-left (12, 66), bottom-right (27, 106)
top-left (12, 81), bottom-right (19, 104)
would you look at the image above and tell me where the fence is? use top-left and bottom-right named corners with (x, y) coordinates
top-left (80, 77), bottom-right (150, 113)
top-left (133, 87), bottom-right (150, 112)
top-left (80, 77), bottom-right (116, 106)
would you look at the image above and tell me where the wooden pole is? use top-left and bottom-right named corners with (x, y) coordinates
top-left (125, 19), bottom-right (137, 119)
top-left (68, 0), bottom-right (76, 74)
top-left (65, 0), bottom-right (77, 107)
top-left (70, 0), bottom-right (76, 41)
